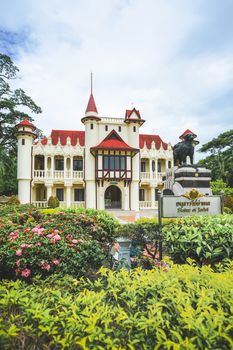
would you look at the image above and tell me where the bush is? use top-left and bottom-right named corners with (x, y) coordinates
top-left (47, 196), bottom-right (59, 208)
top-left (0, 207), bottom-right (118, 279)
top-left (224, 195), bottom-right (233, 213)
top-left (163, 214), bottom-right (233, 266)
top-left (211, 179), bottom-right (233, 195)
top-left (0, 265), bottom-right (232, 349)
top-left (7, 195), bottom-right (20, 205)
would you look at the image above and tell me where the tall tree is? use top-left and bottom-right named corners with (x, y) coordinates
top-left (0, 52), bottom-right (42, 195)
top-left (198, 130), bottom-right (233, 187)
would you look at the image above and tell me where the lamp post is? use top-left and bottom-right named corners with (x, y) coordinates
top-left (157, 182), bottom-right (164, 260)
top-left (220, 190), bottom-right (225, 214)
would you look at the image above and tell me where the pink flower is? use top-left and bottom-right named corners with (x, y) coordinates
top-left (21, 269), bottom-right (31, 278)
top-left (16, 259), bottom-right (21, 267)
top-left (40, 262), bottom-right (51, 271)
top-left (51, 234), bottom-right (61, 244)
top-left (66, 234), bottom-right (73, 240)
top-left (16, 249), bottom-right (22, 257)
top-left (21, 243), bottom-right (28, 248)
top-left (47, 233), bottom-right (53, 238)
top-left (35, 242), bottom-right (42, 246)
top-left (54, 229), bottom-right (59, 234)
top-left (15, 268), bottom-right (21, 275)
top-left (52, 259), bottom-right (60, 266)
top-left (25, 228), bottom-right (31, 232)
top-left (9, 231), bottom-right (19, 241)
top-left (72, 239), bottom-right (78, 244)
top-left (32, 227), bottom-right (39, 233)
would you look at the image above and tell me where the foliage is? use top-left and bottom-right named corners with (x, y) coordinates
top-left (0, 52), bottom-right (42, 195)
top-left (163, 215), bottom-right (233, 266)
top-left (199, 129), bottom-right (233, 186)
top-left (7, 195), bottom-right (20, 205)
top-left (120, 218), bottom-right (174, 263)
top-left (0, 206), bottom-right (118, 279)
top-left (0, 265), bottom-right (232, 349)
top-left (224, 195), bottom-right (233, 213)
top-left (210, 179), bottom-right (233, 195)
top-left (47, 196), bottom-right (59, 208)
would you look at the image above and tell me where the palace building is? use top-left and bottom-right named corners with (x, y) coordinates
top-left (16, 92), bottom-right (173, 211)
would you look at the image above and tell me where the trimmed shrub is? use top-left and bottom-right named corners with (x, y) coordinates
top-left (47, 196), bottom-right (59, 208)
top-left (224, 195), bottom-right (233, 213)
top-left (0, 265), bottom-right (232, 349)
top-left (163, 214), bottom-right (233, 266)
top-left (0, 208), bottom-right (118, 279)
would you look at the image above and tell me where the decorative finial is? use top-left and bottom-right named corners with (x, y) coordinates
top-left (91, 72), bottom-right (93, 94)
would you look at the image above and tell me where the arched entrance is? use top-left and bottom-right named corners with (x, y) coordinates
top-left (105, 185), bottom-right (121, 209)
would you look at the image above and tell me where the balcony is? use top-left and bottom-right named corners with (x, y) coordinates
top-left (139, 201), bottom-right (152, 209)
top-left (140, 172), bottom-right (165, 183)
top-left (33, 170), bottom-right (84, 181)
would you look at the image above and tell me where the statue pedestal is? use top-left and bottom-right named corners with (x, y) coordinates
top-left (163, 165), bottom-right (212, 196)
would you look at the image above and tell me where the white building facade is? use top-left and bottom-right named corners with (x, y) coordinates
top-left (16, 93), bottom-right (173, 210)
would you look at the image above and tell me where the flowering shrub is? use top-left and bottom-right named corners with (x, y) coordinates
top-left (0, 207), bottom-right (118, 279)
top-left (0, 264), bottom-right (232, 349)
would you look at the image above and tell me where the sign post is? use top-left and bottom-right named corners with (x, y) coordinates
top-left (157, 182), bottom-right (164, 260)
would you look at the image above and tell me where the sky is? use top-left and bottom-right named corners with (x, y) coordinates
top-left (1, 0), bottom-right (233, 157)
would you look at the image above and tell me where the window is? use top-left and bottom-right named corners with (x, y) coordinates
top-left (152, 160), bottom-right (155, 172)
top-left (141, 161), bottom-right (146, 172)
top-left (158, 161), bottom-right (161, 173)
top-left (73, 159), bottom-right (83, 171)
top-left (22, 139), bottom-right (25, 145)
top-left (56, 188), bottom-right (64, 201)
top-left (115, 156), bottom-right (120, 170)
top-left (90, 123), bottom-right (94, 130)
top-left (55, 158), bottom-right (64, 170)
top-left (139, 189), bottom-right (145, 201)
top-left (109, 156), bottom-right (115, 170)
top-left (74, 189), bottom-right (84, 201)
top-left (133, 126), bottom-right (136, 132)
top-left (155, 189), bottom-right (158, 201)
top-left (168, 161), bottom-right (171, 168)
top-left (105, 125), bottom-right (108, 131)
top-left (103, 156), bottom-right (126, 170)
top-left (104, 156), bottom-right (109, 170)
top-left (118, 126), bottom-right (121, 132)
top-left (120, 157), bottom-right (125, 170)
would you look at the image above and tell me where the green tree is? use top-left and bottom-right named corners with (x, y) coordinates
top-left (0, 53), bottom-right (42, 195)
top-left (199, 130), bottom-right (233, 187)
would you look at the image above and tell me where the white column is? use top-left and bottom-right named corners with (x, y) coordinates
top-left (85, 180), bottom-right (96, 208)
top-left (165, 159), bottom-right (168, 170)
top-left (151, 187), bottom-right (155, 208)
top-left (70, 156), bottom-right (73, 179)
top-left (155, 159), bottom-right (158, 182)
top-left (130, 181), bottom-right (139, 211)
top-left (123, 186), bottom-right (130, 210)
top-left (46, 185), bottom-right (52, 200)
top-left (44, 156), bottom-right (48, 178)
top-left (51, 157), bottom-right (54, 178)
top-left (149, 159), bottom-right (152, 180)
top-left (64, 156), bottom-right (67, 178)
top-left (66, 185), bottom-right (71, 208)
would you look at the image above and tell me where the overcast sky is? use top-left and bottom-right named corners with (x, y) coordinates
top-left (1, 0), bottom-right (233, 155)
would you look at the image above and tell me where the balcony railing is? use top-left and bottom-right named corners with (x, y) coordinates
top-left (33, 170), bottom-right (84, 181)
top-left (139, 201), bottom-right (152, 209)
top-left (140, 172), bottom-right (165, 182)
top-left (71, 201), bottom-right (85, 208)
top-left (32, 201), bottom-right (48, 208)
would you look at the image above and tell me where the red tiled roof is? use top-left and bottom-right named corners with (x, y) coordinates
top-left (86, 93), bottom-right (98, 113)
top-left (91, 129), bottom-right (138, 152)
top-left (179, 129), bottom-right (196, 140)
top-left (125, 108), bottom-right (141, 119)
top-left (139, 134), bottom-right (168, 150)
top-left (16, 119), bottom-right (35, 128)
top-left (40, 130), bottom-right (85, 146)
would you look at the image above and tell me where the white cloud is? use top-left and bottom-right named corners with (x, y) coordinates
top-left (1, 0), bottom-right (233, 155)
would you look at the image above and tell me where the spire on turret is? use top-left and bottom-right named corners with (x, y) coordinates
top-left (81, 73), bottom-right (101, 123)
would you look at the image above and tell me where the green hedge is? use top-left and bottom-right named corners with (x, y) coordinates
top-left (0, 265), bottom-right (232, 349)
top-left (163, 215), bottom-right (233, 266)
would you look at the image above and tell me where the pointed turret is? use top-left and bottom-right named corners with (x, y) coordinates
top-left (85, 93), bottom-right (98, 114)
top-left (81, 74), bottom-right (101, 123)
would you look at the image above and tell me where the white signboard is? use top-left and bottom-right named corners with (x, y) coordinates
top-left (162, 195), bottom-right (222, 218)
